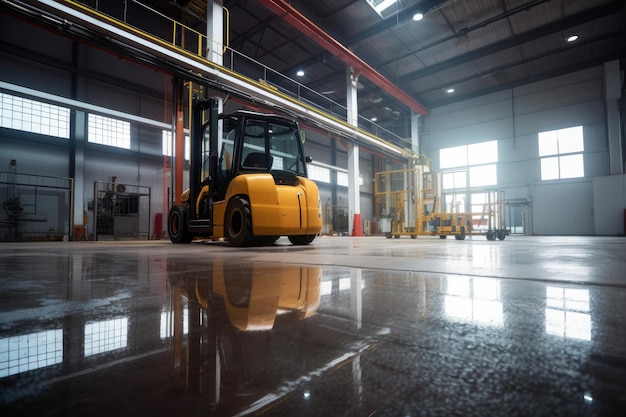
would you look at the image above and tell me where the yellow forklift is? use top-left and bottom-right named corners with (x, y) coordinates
top-left (168, 97), bottom-right (322, 246)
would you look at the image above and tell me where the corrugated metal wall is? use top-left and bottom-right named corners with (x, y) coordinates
top-left (421, 66), bottom-right (611, 235)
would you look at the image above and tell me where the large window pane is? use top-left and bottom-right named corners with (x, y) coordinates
top-left (538, 130), bottom-right (558, 156)
top-left (539, 126), bottom-right (584, 180)
top-left (469, 164), bottom-right (497, 187)
top-left (468, 140), bottom-right (497, 165)
top-left (442, 171), bottom-right (467, 189)
top-left (559, 154), bottom-right (584, 179)
top-left (88, 114), bottom-right (131, 149)
top-left (308, 165), bottom-right (330, 183)
top-left (558, 126), bottom-right (584, 154)
top-left (440, 145), bottom-right (467, 169)
top-left (541, 157), bottom-right (559, 180)
top-left (0, 92), bottom-right (70, 139)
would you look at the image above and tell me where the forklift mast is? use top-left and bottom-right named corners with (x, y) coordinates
top-left (189, 97), bottom-right (219, 223)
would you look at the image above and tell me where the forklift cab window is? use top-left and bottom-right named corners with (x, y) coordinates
top-left (241, 120), bottom-right (268, 171)
top-left (220, 118), bottom-right (236, 172)
top-left (240, 119), bottom-right (306, 176)
top-left (268, 122), bottom-right (306, 176)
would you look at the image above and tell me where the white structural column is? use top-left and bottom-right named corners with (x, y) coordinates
top-left (206, 1), bottom-right (224, 142)
top-left (604, 60), bottom-right (623, 174)
top-left (346, 67), bottom-right (361, 235)
top-left (207, 0), bottom-right (224, 66)
top-left (411, 110), bottom-right (420, 155)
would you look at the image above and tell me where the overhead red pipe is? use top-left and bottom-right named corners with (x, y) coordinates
top-left (257, 0), bottom-right (429, 115)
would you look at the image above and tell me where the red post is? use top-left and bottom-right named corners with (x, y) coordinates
top-left (352, 213), bottom-right (363, 236)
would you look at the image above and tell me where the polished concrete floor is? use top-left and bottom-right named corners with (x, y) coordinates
top-left (1, 235), bottom-right (626, 416)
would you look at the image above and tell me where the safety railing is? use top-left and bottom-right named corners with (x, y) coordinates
top-left (68, 0), bottom-right (416, 153)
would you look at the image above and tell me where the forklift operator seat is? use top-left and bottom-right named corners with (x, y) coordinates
top-left (243, 152), bottom-right (272, 169)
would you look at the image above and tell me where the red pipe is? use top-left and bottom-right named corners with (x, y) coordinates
top-left (257, 0), bottom-right (429, 115)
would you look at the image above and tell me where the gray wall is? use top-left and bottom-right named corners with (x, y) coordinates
top-left (421, 66), bottom-right (620, 235)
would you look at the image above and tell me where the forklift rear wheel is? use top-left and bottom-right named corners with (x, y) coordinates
top-left (439, 235), bottom-right (447, 239)
top-left (168, 205), bottom-right (193, 243)
top-left (288, 234), bottom-right (316, 245)
top-left (225, 197), bottom-right (254, 246)
top-left (455, 234), bottom-right (465, 240)
top-left (497, 230), bottom-right (506, 240)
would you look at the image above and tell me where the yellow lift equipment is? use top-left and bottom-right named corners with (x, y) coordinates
top-left (375, 164), bottom-right (507, 240)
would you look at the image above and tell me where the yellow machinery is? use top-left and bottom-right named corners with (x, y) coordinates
top-left (168, 97), bottom-right (322, 246)
top-left (375, 165), bottom-right (473, 240)
top-left (375, 165), bottom-right (509, 240)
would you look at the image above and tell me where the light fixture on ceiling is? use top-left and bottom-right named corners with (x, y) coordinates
top-left (412, 12), bottom-right (424, 21)
top-left (371, 117), bottom-right (378, 122)
top-left (446, 88), bottom-right (455, 94)
top-left (567, 34), bottom-right (579, 42)
top-left (296, 70), bottom-right (305, 77)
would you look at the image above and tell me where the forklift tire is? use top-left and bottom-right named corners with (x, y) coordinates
top-left (497, 231), bottom-right (506, 241)
top-left (288, 234), bottom-right (316, 245)
top-left (225, 196), bottom-right (254, 246)
top-left (455, 234), bottom-right (465, 240)
top-left (168, 205), bottom-right (193, 243)
top-left (439, 235), bottom-right (447, 239)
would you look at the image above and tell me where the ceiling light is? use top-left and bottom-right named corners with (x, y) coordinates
top-left (446, 88), bottom-right (455, 94)
top-left (296, 70), bottom-right (305, 77)
top-left (567, 34), bottom-right (579, 42)
top-left (413, 12), bottom-right (424, 21)
top-left (371, 117), bottom-right (378, 122)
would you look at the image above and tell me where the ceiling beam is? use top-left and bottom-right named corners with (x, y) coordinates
top-left (255, 0), bottom-right (429, 115)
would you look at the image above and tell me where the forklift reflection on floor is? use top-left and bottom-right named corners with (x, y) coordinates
top-left (168, 260), bottom-right (321, 332)
top-left (167, 261), bottom-right (321, 413)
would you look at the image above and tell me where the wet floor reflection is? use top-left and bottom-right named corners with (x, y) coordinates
top-left (1, 251), bottom-right (625, 415)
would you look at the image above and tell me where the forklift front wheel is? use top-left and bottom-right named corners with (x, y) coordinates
top-left (288, 234), bottom-right (316, 245)
top-left (168, 205), bottom-right (193, 243)
top-left (225, 197), bottom-right (253, 246)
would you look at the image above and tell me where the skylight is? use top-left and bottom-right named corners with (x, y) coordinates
top-left (367, 0), bottom-right (399, 18)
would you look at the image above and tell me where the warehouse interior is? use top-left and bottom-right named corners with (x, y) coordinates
top-left (1, 0), bottom-right (626, 415)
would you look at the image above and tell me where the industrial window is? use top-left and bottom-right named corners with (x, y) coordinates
top-left (88, 114), bottom-right (131, 149)
top-left (440, 140), bottom-right (498, 188)
top-left (162, 130), bottom-right (190, 161)
top-left (0, 92), bottom-right (70, 139)
top-left (336, 171), bottom-right (363, 187)
top-left (308, 164), bottom-right (330, 183)
top-left (538, 126), bottom-right (584, 180)
top-left (0, 329), bottom-right (63, 378)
